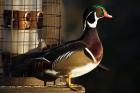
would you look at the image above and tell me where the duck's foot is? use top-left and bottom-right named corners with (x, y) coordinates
top-left (66, 74), bottom-right (82, 91)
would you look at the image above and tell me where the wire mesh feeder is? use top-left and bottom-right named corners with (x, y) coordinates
top-left (0, 0), bottom-right (63, 76)
top-left (42, 0), bottom-right (63, 48)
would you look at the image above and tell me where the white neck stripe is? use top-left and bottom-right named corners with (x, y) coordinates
top-left (85, 48), bottom-right (97, 62)
top-left (87, 12), bottom-right (99, 28)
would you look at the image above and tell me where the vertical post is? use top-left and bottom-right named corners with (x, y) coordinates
top-left (42, 0), bottom-right (63, 48)
top-left (0, 0), bottom-right (4, 76)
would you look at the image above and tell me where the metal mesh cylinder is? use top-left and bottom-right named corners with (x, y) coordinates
top-left (0, 0), bottom-right (63, 54)
top-left (42, 0), bottom-right (63, 46)
top-left (0, 0), bottom-right (63, 76)
top-left (2, 0), bottom-right (43, 54)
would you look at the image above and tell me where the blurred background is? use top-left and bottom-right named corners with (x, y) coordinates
top-left (63, 0), bottom-right (139, 93)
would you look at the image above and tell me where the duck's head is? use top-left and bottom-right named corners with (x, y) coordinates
top-left (83, 5), bottom-right (112, 29)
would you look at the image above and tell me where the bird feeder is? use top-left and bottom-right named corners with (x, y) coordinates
top-left (0, 0), bottom-right (63, 76)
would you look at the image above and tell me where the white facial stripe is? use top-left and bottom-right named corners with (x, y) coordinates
top-left (86, 11), bottom-right (94, 19)
top-left (83, 11), bottom-right (94, 31)
top-left (87, 12), bottom-right (99, 28)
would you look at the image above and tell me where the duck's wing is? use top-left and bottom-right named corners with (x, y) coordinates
top-left (43, 40), bottom-right (87, 61)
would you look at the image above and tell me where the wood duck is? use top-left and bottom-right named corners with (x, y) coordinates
top-left (11, 5), bottom-right (112, 90)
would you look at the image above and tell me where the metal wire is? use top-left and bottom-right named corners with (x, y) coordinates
top-left (0, 0), bottom-right (63, 76)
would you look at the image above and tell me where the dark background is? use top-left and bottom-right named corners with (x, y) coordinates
top-left (63, 0), bottom-right (139, 93)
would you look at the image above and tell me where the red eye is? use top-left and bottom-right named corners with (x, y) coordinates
top-left (96, 8), bottom-right (104, 18)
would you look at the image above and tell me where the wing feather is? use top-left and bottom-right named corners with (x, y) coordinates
top-left (43, 40), bottom-right (86, 61)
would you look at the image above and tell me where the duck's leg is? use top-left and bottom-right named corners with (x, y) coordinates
top-left (66, 74), bottom-right (82, 91)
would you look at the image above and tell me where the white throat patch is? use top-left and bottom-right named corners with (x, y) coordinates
top-left (87, 12), bottom-right (99, 28)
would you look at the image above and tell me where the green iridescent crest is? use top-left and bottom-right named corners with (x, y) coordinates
top-left (91, 5), bottom-right (105, 16)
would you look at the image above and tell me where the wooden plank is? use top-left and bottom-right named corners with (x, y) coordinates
top-left (0, 86), bottom-right (85, 93)
top-left (0, 77), bottom-right (85, 93)
top-left (0, 77), bottom-right (45, 86)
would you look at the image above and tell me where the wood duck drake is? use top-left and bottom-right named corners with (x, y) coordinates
top-left (11, 5), bottom-right (112, 90)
